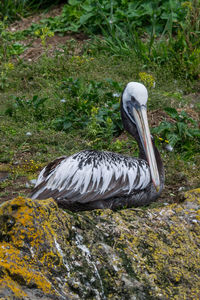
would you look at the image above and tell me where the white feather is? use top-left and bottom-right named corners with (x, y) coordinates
top-left (31, 150), bottom-right (151, 203)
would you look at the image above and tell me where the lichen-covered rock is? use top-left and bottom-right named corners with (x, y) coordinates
top-left (0, 189), bottom-right (200, 299)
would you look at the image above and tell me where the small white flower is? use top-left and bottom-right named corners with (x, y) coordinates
top-left (178, 186), bottom-right (185, 192)
top-left (192, 219), bottom-right (198, 224)
top-left (26, 132), bottom-right (32, 136)
top-left (165, 144), bottom-right (173, 152)
top-left (109, 19), bottom-right (113, 24)
top-left (60, 99), bottom-right (66, 103)
top-left (30, 179), bottom-right (37, 185)
top-left (112, 93), bottom-right (120, 98)
top-left (26, 180), bottom-right (37, 188)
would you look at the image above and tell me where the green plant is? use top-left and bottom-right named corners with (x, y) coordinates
top-left (53, 77), bottom-right (103, 130)
top-left (0, 62), bottom-right (14, 90)
top-left (53, 77), bottom-right (123, 132)
top-left (57, 0), bottom-right (187, 35)
top-left (0, 19), bottom-right (27, 89)
top-left (152, 107), bottom-right (200, 158)
top-left (145, 0), bottom-right (200, 78)
top-left (86, 107), bottom-right (114, 149)
top-left (34, 26), bottom-right (54, 48)
top-left (8, 0), bottom-right (198, 79)
top-left (0, 0), bottom-right (28, 21)
top-left (5, 95), bottom-right (48, 121)
top-left (4, 76), bottom-right (123, 135)
top-left (86, 98), bottom-right (123, 149)
top-left (61, 0), bottom-right (197, 79)
top-left (0, 0), bottom-right (62, 22)
top-left (0, 21), bottom-right (26, 59)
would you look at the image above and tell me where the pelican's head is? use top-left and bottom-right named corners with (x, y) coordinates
top-left (122, 82), bottom-right (160, 192)
top-left (122, 82), bottom-right (148, 107)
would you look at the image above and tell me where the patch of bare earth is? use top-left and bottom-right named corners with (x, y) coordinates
top-left (0, 176), bottom-right (32, 204)
top-left (9, 5), bottom-right (64, 32)
top-left (9, 4), bottom-right (88, 62)
top-left (19, 33), bottom-right (88, 62)
top-left (149, 107), bottom-right (199, 127)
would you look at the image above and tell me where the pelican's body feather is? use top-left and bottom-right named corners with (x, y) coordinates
top-left (31, 150), bottom-right (151, 205)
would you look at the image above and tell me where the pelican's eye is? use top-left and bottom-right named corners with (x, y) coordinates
top-left (131, 96), bottom-right (141, 109)
top-left (131, 95), bottom-right (136, 102)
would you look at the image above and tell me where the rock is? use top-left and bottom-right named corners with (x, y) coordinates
top-left (0, 189), bottom-right (200, 299)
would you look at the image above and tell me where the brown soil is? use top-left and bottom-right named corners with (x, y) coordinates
top-left (19, 33), bottom-right (88, 61)
top-left (148, 109), bottom-right (175, 127)
top-left (10, 4), bottom-right (89, 62)
top-left (9, 5), bottom-right (64, 32)
top-left (0, 176), bottom-right (32, 204)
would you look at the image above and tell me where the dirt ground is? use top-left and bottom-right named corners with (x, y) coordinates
top-left (9, 4), bottom-right (88, 62)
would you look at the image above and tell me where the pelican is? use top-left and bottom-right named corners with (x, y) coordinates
top-left (30, 82), bottom-right (164, 211)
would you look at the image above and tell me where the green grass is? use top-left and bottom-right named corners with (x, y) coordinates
top-left (1, 45), bottom-right (199, 151)
top-left (0, 0), bottom-right (62, 21)
top-left (6, 0), bottom-right (198, 80)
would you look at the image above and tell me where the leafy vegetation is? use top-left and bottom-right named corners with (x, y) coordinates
top-left (152, 107), bottom-right (200, 159)
top-left (5, 95), bottom-right (49, 121)
top-left (0, 0), bottom-right (62, 21)
top-left (0, 1), bottom-right (199, 82)
top-left (8, 0), bottom-right (199, 79)
top-left (4, 77), bottom-right (123, 144)
top-left (0, 1), bottom-right (28, 21)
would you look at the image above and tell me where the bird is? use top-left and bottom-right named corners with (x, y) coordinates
top-left (30, 82), bottom-right (164, 211)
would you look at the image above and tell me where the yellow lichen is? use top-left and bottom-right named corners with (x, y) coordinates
top-left (0, 275), bottom-right (27, 298)
top-left (0, 196), bottom-right (68, 297)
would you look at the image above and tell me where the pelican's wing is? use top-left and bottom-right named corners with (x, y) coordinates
top-left (30, 150), bottom-right (151, 204)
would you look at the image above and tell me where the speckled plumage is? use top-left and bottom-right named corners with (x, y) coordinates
top-left (31, 150), bottom-right (152, 206)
